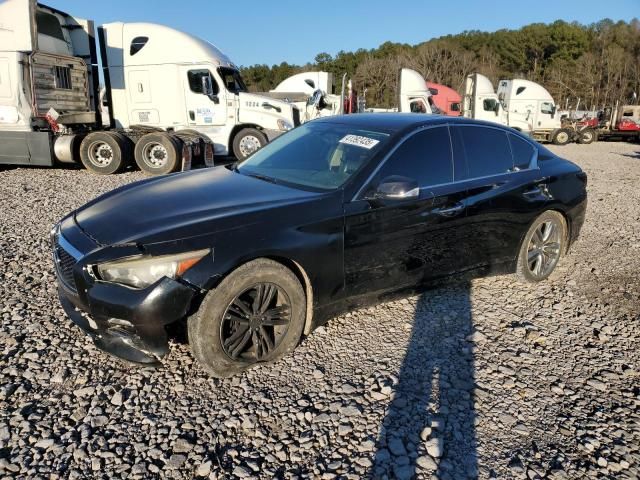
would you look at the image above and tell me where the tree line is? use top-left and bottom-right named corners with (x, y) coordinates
top-left (240, 19), bottom-right (640, 110)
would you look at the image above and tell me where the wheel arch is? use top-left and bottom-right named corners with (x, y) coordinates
top-left (203, 254), bottom-right (315, 336)
top-left (265, 255), bottom-right (314, 335)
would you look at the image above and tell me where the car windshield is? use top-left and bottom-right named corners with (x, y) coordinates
top-left (236, 122), bottom-right (390, 191)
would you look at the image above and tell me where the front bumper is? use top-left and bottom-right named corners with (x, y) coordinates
top-left (53, 221), bottom-right (198, 366)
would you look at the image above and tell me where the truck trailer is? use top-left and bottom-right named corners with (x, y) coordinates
top-left (0, 0), bottom-right (300, 174)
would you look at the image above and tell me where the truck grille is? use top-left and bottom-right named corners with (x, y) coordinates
top-left (53, 237), bottom-right (78, 293)
top-left (292, 107), bottom-right (301, 127)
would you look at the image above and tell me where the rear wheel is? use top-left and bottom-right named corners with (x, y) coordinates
top-left (516, 211), bottom-right (567, 283)
top-left (577, 128), bottom-right (596, 144)
top-left (188, 259), bottom-right (306, 377)
top-left (134, 132), bottom-right (182, 175)
top-left (232, 128), bottom-right (267, 160)
top-left (79, 132), bottom-right (130, 174)
top-left (552, 128), bottom-right (572, 146)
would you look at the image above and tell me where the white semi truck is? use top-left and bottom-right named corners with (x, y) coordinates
top-left (266, 68), bottom-right (434, 122)
top-left (463, 73), bottom-right (573, 144)
top-left (0, 0), bottom-right (300, 175)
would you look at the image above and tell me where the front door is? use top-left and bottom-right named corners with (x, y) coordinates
top-left (180, 67), bottom-right (227, 127)
top-left (344, 125), bottom-right (471, 297)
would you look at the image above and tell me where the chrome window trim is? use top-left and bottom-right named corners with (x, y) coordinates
top-left (352, 122), bottom-right (539, 202)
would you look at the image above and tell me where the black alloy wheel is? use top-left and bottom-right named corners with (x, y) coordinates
top-left (220, 283), bottom-right (291, 361)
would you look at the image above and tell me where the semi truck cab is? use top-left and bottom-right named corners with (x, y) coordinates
top-left (0, 0), bottom-right (299, 175)
top-left (99, 22), bottom-right (300, 159)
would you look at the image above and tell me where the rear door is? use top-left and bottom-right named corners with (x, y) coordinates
top-left (452, 125), bottom-right (547, 268)
top-left (344, 125), bottom-right (471, 297)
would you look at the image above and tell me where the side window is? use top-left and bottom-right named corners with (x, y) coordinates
top-left (541, 102), bottom-right (555, 114)
top-left (409, 98), bottom-right (428, 114)
top-left (459, 126), bottom-right (513, 178)
top-left (376, 127), bottom-right (453, 187)
top-left (187, 70), bottom-right (219, 95)
top-left (130, 36), bottom-right (149, 56)
top-left (483, 98), bottom-right (498, 112)
top-left (450, 102), bottom-right (461, 112)
top-left (36, 12), bottom-right (65, 41)
top-left (508, 134), bottom-right (535, 170)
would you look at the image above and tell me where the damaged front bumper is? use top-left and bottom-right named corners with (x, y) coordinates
top-left (53, 220), bottom-right (197, 366)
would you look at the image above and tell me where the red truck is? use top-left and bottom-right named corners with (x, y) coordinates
top-left (426, 82), bottom-right (462, 116)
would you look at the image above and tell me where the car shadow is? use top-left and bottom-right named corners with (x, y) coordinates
top-left (618, 150), bottom-right (640, 160)
top-left (371, 281), bottom-right (478, 479)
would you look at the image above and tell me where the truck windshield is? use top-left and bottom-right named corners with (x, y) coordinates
top-left (236, 122), bottom-right (389, 191)
top-left (218, 67), bottom-right (247, 93)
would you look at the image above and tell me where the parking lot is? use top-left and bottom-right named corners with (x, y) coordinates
top-left (0, 141), bottom-right (638, 479)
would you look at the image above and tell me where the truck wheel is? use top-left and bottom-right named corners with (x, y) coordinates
top-left (551, 128), bottom-right (571, 146)
top-left (188, 258), bottom-right (306, 377)
top-left (577, 128), bottom-right (596, 144)
top-left (134, 132), bottom-right (181, 175)
top-left (233, 128), bottom-right (267, 160)
top-left (79, 132), bottom-right (129, 175)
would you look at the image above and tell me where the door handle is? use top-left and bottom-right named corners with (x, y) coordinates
top-left (435, 202), bottom-right (464, 217)
top-left (188, 110), bottom-right (195, 121)
top-left (262, 102), bottom-right (281, 113)
top-left (523, 186), bottom-right (542, 196)
top-left (523, 183), bottom-right (551, 198)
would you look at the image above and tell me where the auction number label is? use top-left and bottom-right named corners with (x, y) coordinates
top-left (339, 134), bottom-right (380, 149)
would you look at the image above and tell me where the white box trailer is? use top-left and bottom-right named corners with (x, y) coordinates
top-left (0, 0), bottom-right (301, 175)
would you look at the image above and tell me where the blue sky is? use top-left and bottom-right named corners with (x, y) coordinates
top-left (51, 0), bottom-right (638, 67)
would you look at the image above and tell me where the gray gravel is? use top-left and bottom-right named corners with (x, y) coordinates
top-left (0, 141), bottom-right (639, 479)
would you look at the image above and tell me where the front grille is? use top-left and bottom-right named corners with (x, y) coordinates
top-left (53, 237), bottom-right (78, 293)
top-left (292, 107), bottom-right (301, 127)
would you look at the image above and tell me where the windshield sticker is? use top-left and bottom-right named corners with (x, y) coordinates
top-left (339, 134), bottom-right (380, 149)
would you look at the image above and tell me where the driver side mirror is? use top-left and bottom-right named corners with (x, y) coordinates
top-left (367, 176), bottom-right (419, 204)
top-left (201, 75), bottom-right (219, 104)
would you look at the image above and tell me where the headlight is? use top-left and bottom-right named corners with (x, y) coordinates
top-left (96, 249), bottom-right (210, 289)
top-left (277, 119), bottom-right (293, 131)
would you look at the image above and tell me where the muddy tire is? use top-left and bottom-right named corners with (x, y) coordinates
top-left (577, 128), bottom-right (596, 144)
top-left (188, 259), bottom-right (306, 377)
top-left (552, 128), bottom-right (572, 146)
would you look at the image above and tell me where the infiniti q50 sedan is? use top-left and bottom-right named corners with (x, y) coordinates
top-left (52, 114), bottom-right (587, 376)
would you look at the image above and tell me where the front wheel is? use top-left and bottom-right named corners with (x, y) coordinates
top-left (516, 211), bottom-right (567, 283)
top-left (232, 128), bottom-right (267, 160)
top-left (188, 259), bottom-right (306, 377)
top-left (552, 128), bottom-right (572, 146)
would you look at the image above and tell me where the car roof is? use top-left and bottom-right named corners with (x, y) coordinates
top-left (312, 113), bottom-right (518, 136)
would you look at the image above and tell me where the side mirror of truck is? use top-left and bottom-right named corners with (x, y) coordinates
top-left (201, 76), bottom-right (219, 104)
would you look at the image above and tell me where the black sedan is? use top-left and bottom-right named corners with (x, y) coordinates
top-left (52, 114), bottom-right (587, 376)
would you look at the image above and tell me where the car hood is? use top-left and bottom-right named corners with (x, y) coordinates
top-left (74, 166), bottom-right (319, 246)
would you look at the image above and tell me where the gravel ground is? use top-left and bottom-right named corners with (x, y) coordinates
top-left (0, 141), bottom-right (639, 480)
